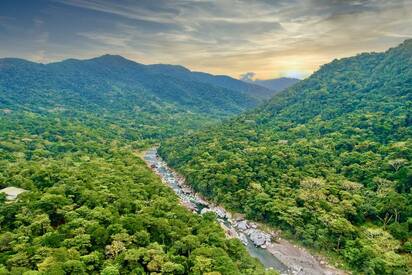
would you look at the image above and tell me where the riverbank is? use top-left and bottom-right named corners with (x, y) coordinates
top-left (142, 148), bottom-right (347, 275)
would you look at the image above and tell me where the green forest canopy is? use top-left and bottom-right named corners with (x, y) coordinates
top-left (0, 56), bottom-right (279, 273)
top-left (159, 40), bottom-right (412, 274)
top-left (0, 112), bottom-right (273, 274)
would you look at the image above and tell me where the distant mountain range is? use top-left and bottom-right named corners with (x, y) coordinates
top-left (242, 77), bottom-right (300, 92)
top-left (143, 61), bottom-right (276, 100)
top-left (253, 77), bottom-right (300, 91)
top-left (0, 57), bottom-right (269, 274)
top-left (0, 54), bottom-right (273, 115)
top-left (0, 55), bottom-right (279, 137)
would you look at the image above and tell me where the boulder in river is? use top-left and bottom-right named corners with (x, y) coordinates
top-left (200, 208), bottom-right (213, 215)
top-left (227, 227), bottom-right (239, 239)
top-left (182, 200), bottom-right (197, 212)
top-left (236, 220), bottom-right (249, 231)
top-left (201, 207), bottom-right (226, 219)
top-left (195, 196), bottom-right (209, 206)
top-left (225, 211), bottom-right (232, 219)
top-left (246, 228), bottom-right (271, 247)
top-left (212, 207), bottom-right (226, 218)
top-left (181, 186), bottom-right (192, 194)
top-left (239, 233), bottom-right (249, 245)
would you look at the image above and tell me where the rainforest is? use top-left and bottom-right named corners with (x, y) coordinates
top-left (0, 1), bottom-right (411, 274)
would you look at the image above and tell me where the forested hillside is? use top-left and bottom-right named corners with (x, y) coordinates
top-left (159, 40), bottom-right (412, 274)
top-left (0, 56), bottom-right (276, 273)
top-left (0, 111), bottom-right (272, 274)
top-left (0, 55), bottom-right (270, 139)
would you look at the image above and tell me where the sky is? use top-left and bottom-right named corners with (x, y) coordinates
top-left (0, 0), bottom-right (411, 80)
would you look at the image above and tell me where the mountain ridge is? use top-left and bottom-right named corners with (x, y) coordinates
top-left (159, 40), bottom-right (412, 274)
top-left (0, 55), bottom-right (273, 134)
top-left (0, 54), bottom-right (275, 101)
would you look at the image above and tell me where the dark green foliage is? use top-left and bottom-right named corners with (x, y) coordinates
top-left (159, 40), bottom-right (412, 273)
top-left (0, 55), bottom-right (274, 143)
top-left (0, 113), bottom-right (267, 274)
top-left (0, 55), bottom-right (269, 134)
top-left (0, 55), bottom-right (272, 274)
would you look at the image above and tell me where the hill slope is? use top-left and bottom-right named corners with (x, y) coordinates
top-left (0, 55), bottom-right (271, 113)
top-left (0, 112), bottom-right (270, 274)
top-left (0, 55), bottom-right (270, 138)
top-left (0, 56), bottom-right (272, 273)
top-left (159, 40), bottom-right (412, 273)
top-left (145, 63), bottom-right (275, 100)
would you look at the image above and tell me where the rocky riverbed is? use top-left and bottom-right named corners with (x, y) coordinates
top-left (143, 148), bottom-right (346, 275)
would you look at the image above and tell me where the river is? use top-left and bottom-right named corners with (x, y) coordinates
top-left (143, 148), bottom-right (345, 275)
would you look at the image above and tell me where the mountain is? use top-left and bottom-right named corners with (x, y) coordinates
top-left (250, 77), bottom-right (300, 92)
top-left (0, 56), bottom-right (270, 273)
top-left (0, 54), bottom-right (271, 114)
top-left (145, 63), bottom-right (275, 100)
top-left (0, 55), bottom-right (273, 138)
top-left (159, 40), bottom-right (412, 273)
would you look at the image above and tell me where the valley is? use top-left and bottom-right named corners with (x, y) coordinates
top-left (143, 148), bottom-right (346, 275)
top-left (159, 40), bottom-right (412, 274)
top-left (0, 37), bottom-right (410, 275)
top-left (0, 54), bottom-right (289, 274)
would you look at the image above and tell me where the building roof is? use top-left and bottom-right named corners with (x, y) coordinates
top-left (0, 186), bottom-right (27, 200)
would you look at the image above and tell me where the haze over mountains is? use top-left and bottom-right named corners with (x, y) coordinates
top-left (240, 74), bottom-right (300, 92)
top-left (250, 78), bottom-right (300, 92)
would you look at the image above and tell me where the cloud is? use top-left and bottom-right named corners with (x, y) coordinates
top-left (53, 0), bottom-right (179, 23)
top-left (1, 0), bottom-right (411, 78)
top-left (240, 72), bottom-right (256, 82)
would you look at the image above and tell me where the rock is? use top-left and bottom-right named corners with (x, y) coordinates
top-left (250, 223), bottom-right (257, 229)
top-left (239, 233), bottom-right (248, 245)
top-left (270, 231), bottom-right (279, 238)
top-left (212, 207), bottom-right (226, 219)
top-left (182, 200), bottom-right (197, 212)
top-left (200, 207), bottom-right (226, 219)
top-left (0, 186), bottom-right (27, 201)
top-left (227, 228), bottom-right (238, 238)
top-left (290, 265), bottom-right (302, 273)
top-left (246, 229), bottom-right (271, 247)
top-left (195, 196), bottom-right (209, 206)
top-left (236, 220), bottom-right (249, 231)
top-left (234, 214), bottom-right (246, 221)
top-left (181, 186), bottom-right (192, 194)
top-left (225, 211), bottom-right (232, 219)
top-left (200, 208), bottom-right (213, 215)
